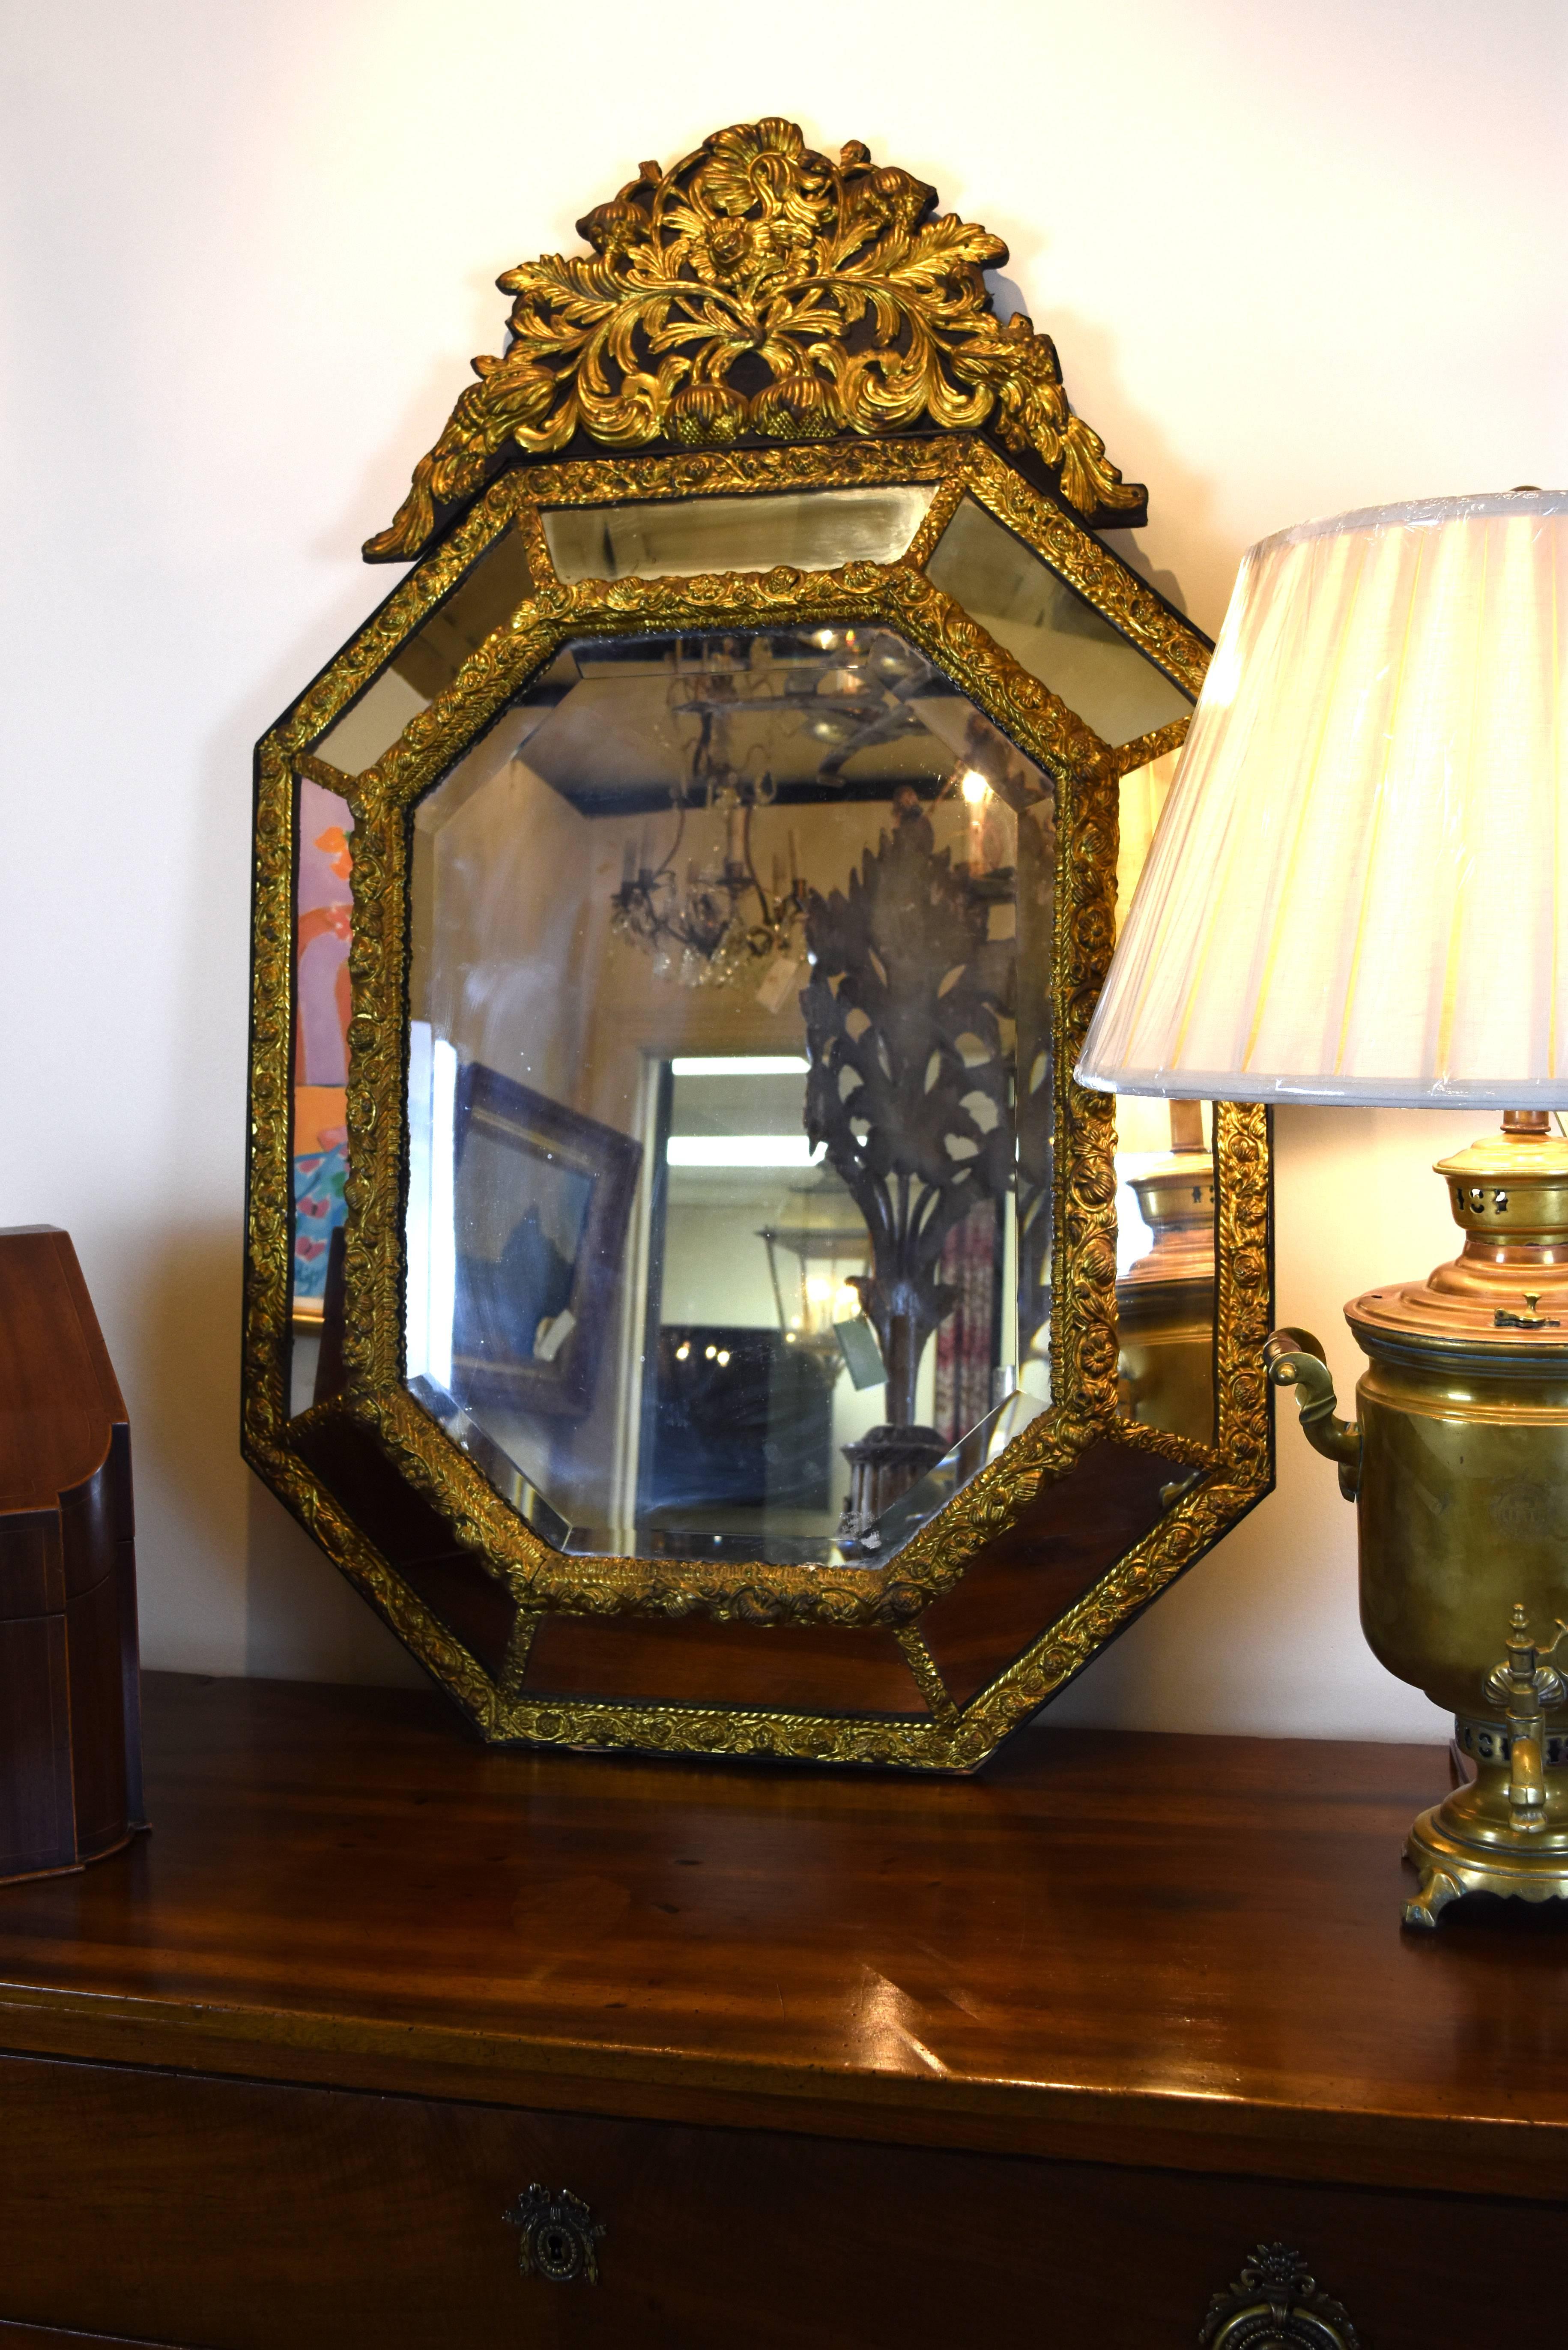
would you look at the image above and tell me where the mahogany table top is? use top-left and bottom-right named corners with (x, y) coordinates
top-left (2, 1671), bottom-right (1566, 2197)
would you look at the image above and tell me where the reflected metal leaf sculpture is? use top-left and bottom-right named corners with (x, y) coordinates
top-left (802, 790), bottom-right (1014, 1429)
top-left (1015, 800), bottom-right (1058, 1352)
top-left (367, 117), bottom-right (1146, 560)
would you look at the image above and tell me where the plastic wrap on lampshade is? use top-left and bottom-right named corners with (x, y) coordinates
top-left (1077, 489), bottom-right (1568, 1104)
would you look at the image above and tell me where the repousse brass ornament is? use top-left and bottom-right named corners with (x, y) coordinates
top-left (364, 120), bottom-right (1146, 563)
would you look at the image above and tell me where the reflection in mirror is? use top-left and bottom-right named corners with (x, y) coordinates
top-left (1111, 747), bottom-right (1216, 1443)
top-left (544, 484), bottom-right (935, 584)
top-left (404, 624), bottom-right (1063, 1564)
top-left (1114, 1094), bottom-right (1216, 1443)
top-left (926, 497), bottom-right (1193, 746)
top-left (288, 774), bottom-right (355, 1417)
top-left (312, 524), bottom-right (535, 773)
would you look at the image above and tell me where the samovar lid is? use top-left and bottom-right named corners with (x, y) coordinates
top-left (1348, 1121), bottom-right (1568, 1361)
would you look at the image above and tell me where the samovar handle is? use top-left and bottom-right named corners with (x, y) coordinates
top-left (1263, 1328), bottom-right (1362, 1502)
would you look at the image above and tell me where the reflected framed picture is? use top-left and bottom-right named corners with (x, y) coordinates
top-left (451, 1063), bottom-right (642, 1419)
top-left (291, 1084), bottom-right (348, 1324)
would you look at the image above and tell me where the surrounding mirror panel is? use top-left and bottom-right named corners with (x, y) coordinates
top-left (926, 497), bottom-right (1193, 747)
top-left (312, 525), bottom-right (536, 773)
top-left (404, 623), bottom-right (1065, 1565)
top-left (288, 774), bottom-right (355, 1417)
top-left (1111, 747), bottom-right (1215, 1444)
top-left (544, 485), bottom-right (935, 584)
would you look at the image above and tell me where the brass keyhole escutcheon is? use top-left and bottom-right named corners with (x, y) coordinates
top-left (503, 2185), bottom-right (605, 2285)
top-left (1200, 2242), bottom-right (1359, 2347)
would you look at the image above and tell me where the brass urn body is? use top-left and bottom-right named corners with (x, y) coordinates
top-left (1268, 1114), bottom-right (1568, 1926)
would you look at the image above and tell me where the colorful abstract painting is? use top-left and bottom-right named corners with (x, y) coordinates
top-left (292, 1140), bottom-right (347, 1307)
top-left (296, 779), bottom-right (355, 1088)
top-left (293, 779), bottom-right (354, 1314)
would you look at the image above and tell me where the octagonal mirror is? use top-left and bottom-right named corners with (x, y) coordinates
top-left (245, 120), bottom-right (1272, 1766)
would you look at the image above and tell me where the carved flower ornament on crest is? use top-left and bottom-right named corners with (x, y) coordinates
top-left (366, 118), bottom-right (1146, 560)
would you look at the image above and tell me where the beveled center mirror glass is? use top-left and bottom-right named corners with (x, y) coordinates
top-left (403, 619), bottom-right (1061, 1569)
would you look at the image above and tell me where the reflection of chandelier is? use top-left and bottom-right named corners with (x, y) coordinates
top-left (609, 631), bottom-right (937, 988)
top-left (610, 639), bottom-right (804, 990)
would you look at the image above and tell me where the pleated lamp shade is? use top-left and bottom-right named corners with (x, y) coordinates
top-left (1077, 490), bottom-right (1568, 1105)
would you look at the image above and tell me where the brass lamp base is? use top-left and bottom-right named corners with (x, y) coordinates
top-left (1405, 1753), bottom-right (1568, 1928)
top-left (1267, 1111), bottom-right (1568, 1929)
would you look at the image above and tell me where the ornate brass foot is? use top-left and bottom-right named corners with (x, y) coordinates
top-left (1398, 1612), bottom-right (1568, 1927)
top-left (1402, 1801), bottom-right (1568, 1928)
top-left (1401, 1861), bottom-right (1463, 1930)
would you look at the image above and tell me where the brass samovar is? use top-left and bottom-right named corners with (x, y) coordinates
top-left (1268, 1109), bottom-right (1568, 1926)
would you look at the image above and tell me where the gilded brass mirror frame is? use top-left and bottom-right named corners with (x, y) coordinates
top-left (243, 132), bottom-right (1273, 1768)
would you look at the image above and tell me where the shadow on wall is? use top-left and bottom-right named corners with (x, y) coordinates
top-left (245, 1480), bottom-right (426, 1687)
top-left (113, 1211), bottom-right (422, 1687)
top-left (317, 329), bottom-right (493, 571)
top-left (1033, 305), bottom-right (1242, 637)
top-left (319, 234), bottom-right (563, 568)
top-left (107, 1217), bottom-right (248, 1664)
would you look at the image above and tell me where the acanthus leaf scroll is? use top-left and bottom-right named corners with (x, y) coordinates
top-left (365, 119), bottom-right (1146, 561)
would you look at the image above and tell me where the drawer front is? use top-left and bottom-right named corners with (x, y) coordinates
top-left (0, 2329), bottom-right (190, 2348)
top-left (0, 2051), bottom-right (1558, 2348)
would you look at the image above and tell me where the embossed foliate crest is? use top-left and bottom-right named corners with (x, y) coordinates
top-left (366, 117), bottom-right (1146, 560)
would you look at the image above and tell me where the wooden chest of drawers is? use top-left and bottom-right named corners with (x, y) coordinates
top-left (1, 1674), bottom-right (1565, 2347)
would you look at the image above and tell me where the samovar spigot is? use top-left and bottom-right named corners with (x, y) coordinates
top-left (1483, 1604), bottom-right (1568, 1834)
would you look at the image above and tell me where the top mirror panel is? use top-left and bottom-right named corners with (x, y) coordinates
top-left (544, 485), bottom-right (935, 583)
top-left (926, 498), bottom-right (1193, 745)
top-left (313, 526), bottom-right (537, 773)
top-left (404, 622), bottom-right (1055, 1567)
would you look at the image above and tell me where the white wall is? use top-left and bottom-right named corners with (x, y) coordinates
top-left (2, 0), bottom-right (1563, 1729)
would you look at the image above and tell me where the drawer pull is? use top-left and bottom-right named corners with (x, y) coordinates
top-left (503, 2183), bottom-right (605, 2285)
top-left (1201, 2242), bottom-right (1359, 2348)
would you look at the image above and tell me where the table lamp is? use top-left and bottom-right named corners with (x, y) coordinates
top-left (1077, 487), bottom-right (1568, 1927)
